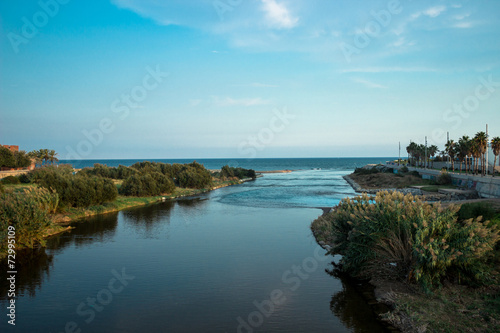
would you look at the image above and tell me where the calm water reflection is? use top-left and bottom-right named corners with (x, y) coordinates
top-left (1, 171), bottom-right (387, 332)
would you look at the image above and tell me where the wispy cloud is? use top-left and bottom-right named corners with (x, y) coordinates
top-left (423, 6), bottom-right (447, 18)
top-left (351, 78), bottom-right (387, 89)
top-left (261, 0), bottom-right (299, 29)
top-left (341, 67), bottom-right (437, 73)
top-left (211, 96), bottom-right (271, 107)
top-left (453, 21), bottom-right (474, 29)
top-left (232, 82), bottom-right (279, 88)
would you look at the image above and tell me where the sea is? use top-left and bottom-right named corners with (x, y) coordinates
top-left (60, 157), bottom-right (393, 172)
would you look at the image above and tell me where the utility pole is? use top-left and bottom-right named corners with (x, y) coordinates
top-left (398, 141), bottom-right (401, 166)
top-left (486, 124), bottom-right (489, 175)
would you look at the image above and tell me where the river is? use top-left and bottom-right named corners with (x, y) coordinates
top-left (1, 166), bottom-right (390, 332)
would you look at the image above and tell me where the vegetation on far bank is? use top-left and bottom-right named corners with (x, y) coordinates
top-left (312, 193), bottom-right (500, 332)
top-left (351, 165), bottom-right (456, 192)
top-left (0, 162), bottom-right (256, 256)
top-left (0, 146), bottom-right (59, 169)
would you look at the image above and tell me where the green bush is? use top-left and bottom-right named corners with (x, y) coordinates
top-left (0, 146), bottom-right (15, 168)
top-left (354, 167), bottom-right (379, 175)
top-left (177, 162), bottom-right (212, 189)
top-left (312, 191), bottom-right (500, 291)
top-left (1, 176), bottom-right (21, 185)
top-left (220, 165), bottom-right (256, 180)
top-left (33, 166), bottom-right (117, 208)
top-left (79, 164), bottom-right (139, 180)
top-left (18, 173), bottom-right (32, 184)
top-left (119, 172), bottom-right (174, 197)
top-left (437, 171), bottom-right (452, 185)
top-left (0, 187), bottom-right (58, 252)
top-left (400, 166), bottom-right (409, 173)
top-left (457, 203), bottom-right (496, 221)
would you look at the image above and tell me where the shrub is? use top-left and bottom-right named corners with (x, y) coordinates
top-left (313, 191), bottom-right (500, 291)
top-left (458, 203), bottom-right (496, 221)
top-left (0, 187), bottom-right (58, 251)
top-left (400, 166), bottom-right (409, 173)
top-left (436, 171), bottom-right (452, 185)
top-left (354, 167), bottom-right (379, 175)
top-left (18, 173), bottom-right (32, 184)
top-left (220, 165), bottom-right (257, 180)
top-left (1, 176), bottom-right (21, 185)
top-left (177, 162), bottom-right (212, 189)
top-left (410, 171), bottom-right (420, 177)
top-left (0, 146), bottom-right (15, 168)
top-left (33, 166), bottom-right (117, 208)
top-left (119, 173), bottom-right (174, 197)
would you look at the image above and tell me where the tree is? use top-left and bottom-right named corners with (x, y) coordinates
top-left (406, 142), bottom-right (418, 166)
top-left (445, 140), bottom-right (456, 171)
top-left (470, 140), bottom-right (481, 175)
top-left (428, 145), bottom-right (438, 169)
top-left (457, 136), bottom-right (470, 174)
top-left (474, 132), bottom-right (488, 176)
top-left (13, 150), bottom-right (32, 168)
top-left (0, 146), bottom-right (15, 168)
top-left (28, 150), bottom-right (43, 167)
top-left (48, 150), bottom-right (59, 165)
top-left (491, 137), bottom-right (500, 177)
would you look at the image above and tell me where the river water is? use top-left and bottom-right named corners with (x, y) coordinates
top-left (1, 161), bottom-right (392, 332)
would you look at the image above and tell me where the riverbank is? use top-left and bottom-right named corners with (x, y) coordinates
top-left (312, 169), bottom-right (500, 332)
top-left (50, 178), bottom-right (245, 225)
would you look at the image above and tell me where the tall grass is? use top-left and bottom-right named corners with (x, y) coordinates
top-left (0, 187), bottom-right (58, 252)
top-left (312, 191), bottom-right (500, 291)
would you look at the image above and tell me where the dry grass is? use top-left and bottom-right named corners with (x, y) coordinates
top-left (350, 173), bottom-right (432, 189)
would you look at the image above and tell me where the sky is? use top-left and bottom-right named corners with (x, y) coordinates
top-left (1, 0), bottom-right (499, 160)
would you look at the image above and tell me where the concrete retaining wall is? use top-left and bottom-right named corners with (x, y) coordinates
top-left (0, 170), bottom-right (29, 179)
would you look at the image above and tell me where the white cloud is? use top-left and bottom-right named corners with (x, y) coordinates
top-left (211, 96), bottom-right (271, 107)
top-left (423, 6), bottom-right (447, 18)
top-left (351, 78), bottom-right (387, 89)
top-left (261, 0), bottom-right (299, 29)
top-left (341, 67), bottom-right (437, 73)
top-left (453, 21), bottom-right (474, 29)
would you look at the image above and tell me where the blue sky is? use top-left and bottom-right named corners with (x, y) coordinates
top-left (1, 0), bottom-right (499, 159)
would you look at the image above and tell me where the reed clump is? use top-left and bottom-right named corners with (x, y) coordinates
top-left (312, 191), bottom-right (499, 291)
top-left (0, 187), bottom-right (59, 251)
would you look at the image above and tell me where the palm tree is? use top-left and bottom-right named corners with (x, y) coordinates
top-left (470, 140), bottom-right (481, 175)
top-left (474, 132), bottom-right (488, 176)
top-left (38, 149), bottom-right (50, 165)
top-left (28, 150), bottom-right (43, 167)
top-left (491, 137), bottom-right (500, 177)
top-left (428, 145), bottom-right (438, 169)
top-left (406, 142), bottom-right (419, 167)
top-left (48, 150), bottom-right (59, 165)
top-left (457, 136), bottom-right (470, 174)
top-left (445, 140), bottom-right (456, 172)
